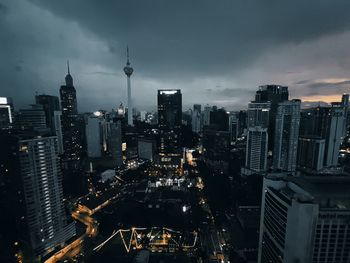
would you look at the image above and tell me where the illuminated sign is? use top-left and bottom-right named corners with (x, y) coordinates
top-left (0, 97), bottom-right (8, 104)
top-left (160, 90), bottom-right (178, 95)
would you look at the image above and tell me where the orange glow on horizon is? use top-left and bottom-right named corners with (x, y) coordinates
top-left (300, 94), bottom-right (342, 104)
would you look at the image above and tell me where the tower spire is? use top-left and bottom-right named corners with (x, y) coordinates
top-left (67, 60), bottom-right (70, 74)
top-left (126, 45), bottom-right (130, 65)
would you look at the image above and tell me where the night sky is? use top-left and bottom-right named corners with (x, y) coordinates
top-left (1, 0), bottom-right (350, 111)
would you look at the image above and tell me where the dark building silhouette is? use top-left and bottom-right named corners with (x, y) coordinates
top-left (209, 107), bottom-right (229, 131)
top-left (255, 85), bottom-right (289, 151)
top-left (59, 62), bottom-right (81, 164)
top-left (0, 130), bottom-right (76, 261)
top-left (35, 94), bottom-right (60, 132)
top-left (157, 89), bottom-right (182, 154)
top-left (299, 104), bottom-right (346, 167)
top-left (273, 99), bottom-right (301, 172)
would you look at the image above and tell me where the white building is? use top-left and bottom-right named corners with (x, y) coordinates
top-left (258, 175), bottom-right (350, 263)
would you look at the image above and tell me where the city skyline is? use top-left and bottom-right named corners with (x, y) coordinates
top-left (2, 0), bottom-right (350, 111)
top-left (1, 2), bottom-right (350, 263)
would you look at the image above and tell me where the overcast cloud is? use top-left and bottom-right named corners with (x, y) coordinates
top-left (1, 0), bottom-right (350, 111)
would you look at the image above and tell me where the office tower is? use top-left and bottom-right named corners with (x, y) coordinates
top-left (53, 111), bottom-right (64, 154)
top-left (229, 112), bottom-right (239, 141)
top-left (255, 85), bottom-right (289, 150)
top-left (157, 89), bottom-right (182, 154)
top-left (16, 104), bottom-right (48, 132)
top-left (243, 102), bottom-right (270, 174)
top-left (238, 110), bottom-right (247, 135)
top-left (209, 107), bottom-right (229, 131)
top-left (324, 103), bottom-right (346, 167)
top-left (300, 104), bottom-right (346, 167)
top-left (247, 102), bottom-right (270, 128)
top-left (273, 99), bottom-right (301, 172)
top-left (19, 135), bottom-right (76, 258)
top-left (0, 96), bottom-right (14, 130)
top-left (123, 47), bottom-right (134, 126)
top-left (202, 128), bottom-right (230, 172)
top-left (246, 127), bottom-right (268, 172)
top-left (202, 105), bottom-right (211, 127)
top-left (258, 175), bottom-right (350, 263)
top-left (59, 61), bottom-right (81, 162)
top-left (297, 136), bottom-right (325, 172)
top-left (86, 113), bottom-right (102, 158)
top-left (192, 104), bottom-right (201, 133)
top-left (109, 104), bottom-right (124, 167)
top-left (35, 95), bottom-right (60, 132)
top-left (138, 137), bottom-right (156, 161)
top-left (341, 93), bottom-right (349, 135)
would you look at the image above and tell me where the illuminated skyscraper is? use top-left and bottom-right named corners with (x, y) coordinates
top-left (0, 96), bottom-right (14, 130)
top-left (59, 61), bottom-right (81, 163)
top-left (157, 89), bottom-right (182, 154)
top-left (123, 47), bottom-right (134, 126)
top-left (20, 136), bottom-right (76, 257)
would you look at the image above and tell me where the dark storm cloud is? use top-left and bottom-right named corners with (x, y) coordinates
top-left (294, 79), bottom-right (350, 96)
top-left (29, 0), bottom-right (350, 78)
top-left (1, 0), bottom-right (350, 111)
top-left (209, 88), bottom-right (251, 98)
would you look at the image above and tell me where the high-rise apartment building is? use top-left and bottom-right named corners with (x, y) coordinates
top-left (192, 104), bottom-right (201, 133)
top-left (297, 136), bottom-right (325, 172)
top-left (258, 175), bottom-right (350, 263)
top-left (229, 112), bottom-right (239, 141)
top-left (18, 136), bottom-right (76, 257)
top-left (300, 104), bottom-right (346, 167)
top-left (273, 99), bottom-right (301, 172)
top-left (246, 127), bottom-right (268, 172)
top-left (202, 105), bottom-right (211, 127)
top-left (325, 103), bottom-right (346, 167)
top-left (247, 102), bottom-right (271, 129)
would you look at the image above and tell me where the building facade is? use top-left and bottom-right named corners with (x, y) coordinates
top-left (273, 99), bottom-right (301, 172)
top-left (258, 175), bottom-right (350, 263)
top-left (246, 127), bottom-right (268, 172)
